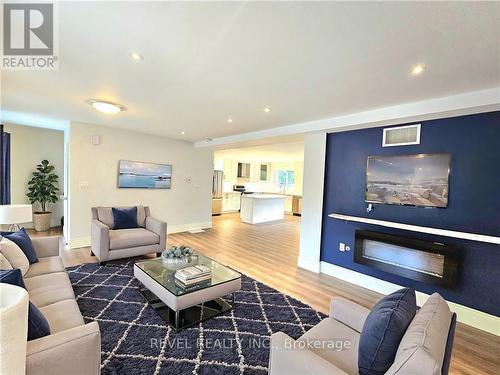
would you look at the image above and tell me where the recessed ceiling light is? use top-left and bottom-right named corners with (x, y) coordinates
top-left (263, 107), bottom-right (271, 113)
top-left (87, 100), bottom-right (126, 114)
top-left (130, 52), bottom-right (144, 61)
top-left (411, 63), bottom-right (426, 75)
top-left (181, 131), bottom-right (185, 135)
top-left (227, 118), bottom-right (233, 123)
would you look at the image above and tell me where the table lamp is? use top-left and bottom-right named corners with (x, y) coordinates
top-left (0, 204), bottom-right (33, 232)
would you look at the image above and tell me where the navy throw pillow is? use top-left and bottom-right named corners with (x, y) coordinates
top-left (0, 268), bottom-right (25, 285)
top-left (2, 228), bottom-right (38, 264)
top-left (0, 269), bottom-right (51, 341)
top-left (26, 301), bottom-right (51, 341)
top-left (112, 207), bottom-right (138, 230)
top-left (358, 287), bottom-right (416, 375)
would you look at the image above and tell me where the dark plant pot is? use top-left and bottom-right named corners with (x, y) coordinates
top-left (33, 212), bottom-right (51, 232)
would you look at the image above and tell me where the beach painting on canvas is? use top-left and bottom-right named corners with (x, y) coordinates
top-left (118, 160), bottom-right (172, 189)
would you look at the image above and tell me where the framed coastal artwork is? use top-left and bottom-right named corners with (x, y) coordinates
top-left (366, 153), bottom-right (450, 208)
top-left (118, 160), bottom-right (172, 189)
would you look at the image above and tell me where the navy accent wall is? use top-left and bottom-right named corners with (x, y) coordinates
top-left (320, 111), bottom-right (500, 316)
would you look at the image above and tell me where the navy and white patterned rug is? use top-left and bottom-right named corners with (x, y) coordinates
top-left (67, 260), bottom-right (326, 375)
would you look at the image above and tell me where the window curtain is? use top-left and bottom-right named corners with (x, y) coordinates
top-left (0, 125), bottom-right (11, 205)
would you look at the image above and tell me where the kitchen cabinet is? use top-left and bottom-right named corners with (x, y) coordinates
top-left (231, 194), bottom-right (241, 211)
top-left (237, 163), bottom-right (251, 179)
top-left (240, 195), bottom-right (285, 224)
top-left (259, 164), bottom-right (269, 181)
top-left (284, 195), bottom-right (293, 213)
top-left (222, 192), bottom-right (241, 212)
top-left (222, 159), bottom-right (237, 181)
top-left (222, 194), bottom-right (231, 212)
top-left (292, 196), bottom-right (302, 215)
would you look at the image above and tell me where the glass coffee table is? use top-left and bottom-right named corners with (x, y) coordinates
top-left (134, 254), bottom-right (241, 331)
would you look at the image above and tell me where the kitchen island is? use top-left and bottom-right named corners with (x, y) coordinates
top-left (240, 194), bottom-right (286, 224)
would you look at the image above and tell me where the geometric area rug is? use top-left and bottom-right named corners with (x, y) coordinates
top-left (67, 260), bottom-right (326, 375)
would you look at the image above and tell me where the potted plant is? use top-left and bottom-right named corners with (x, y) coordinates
top-left (27, 160), bottom-right (59, 232)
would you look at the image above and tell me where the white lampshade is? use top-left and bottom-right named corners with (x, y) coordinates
top-left (0, 205), bottom-right (33, 225)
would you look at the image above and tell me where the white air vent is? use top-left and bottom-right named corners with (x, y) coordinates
top-left (382, 124), bottom-right (421, 147)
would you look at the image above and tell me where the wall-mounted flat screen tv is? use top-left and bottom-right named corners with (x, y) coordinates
top-left (118, 160), bottom-right (172, 189)
top-left (366, 153), bottom-right (450, 208)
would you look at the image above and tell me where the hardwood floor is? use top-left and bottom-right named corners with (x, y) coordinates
top-left (30, 214), bottom-right (499, 375)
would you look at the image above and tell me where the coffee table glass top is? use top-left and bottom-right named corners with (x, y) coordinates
top-left (134, 254), bottom-right (241, 296)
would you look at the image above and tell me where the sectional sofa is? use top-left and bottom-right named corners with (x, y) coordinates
top-left (9, 236), bottom-right (100, 375)
top-left (269, 294), bottom-right (456, 375)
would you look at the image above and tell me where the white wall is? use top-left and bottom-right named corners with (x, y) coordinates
top-left (298, 132), bottom-right (326, 272)
top-left (4, 123), bottom-right (65, 228)
top-left (68, 121), bottom-right (213, 248)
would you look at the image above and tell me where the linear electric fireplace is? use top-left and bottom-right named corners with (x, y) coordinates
top-left (354, 230), bottom-right (459, 288)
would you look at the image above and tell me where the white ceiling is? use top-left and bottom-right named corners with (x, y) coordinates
top-left (215, 141), bottom-right (304, 163)
top-left (2, 1), bottom-right (499, 142)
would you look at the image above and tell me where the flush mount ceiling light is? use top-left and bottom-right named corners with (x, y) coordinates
top-left (130, 52), bottom-right (144, 61)
top-left (411, 63), bottom-right (426, 75)
top-left (87, 100), bottom-right (126, 114)
top-left (263, 107), bottom-right (271, 113)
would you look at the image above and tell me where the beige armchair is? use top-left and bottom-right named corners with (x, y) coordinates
top-left (91, 206), bottom-right (167, 265)
top-left (269, 294), bottom-right (456, 375)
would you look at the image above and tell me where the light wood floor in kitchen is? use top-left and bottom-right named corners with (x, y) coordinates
top-left (31, 213), bottom-right (499, 375)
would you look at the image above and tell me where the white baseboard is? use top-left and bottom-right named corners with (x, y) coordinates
top-left (167, 221), bottom-right (212, 234)
top-left (69, 236), bottom-right (91, 249)
top-left (320, 261), bottom-right (500, 336)
top-left (68, 221), bottom-right (213, 250)
top-left (17, 222), bottom-right (61, 230)
top-left (298, 257), bottom-right (321, 273)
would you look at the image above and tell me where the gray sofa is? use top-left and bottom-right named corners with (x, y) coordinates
top-left (23, 236), bottom-right (100, 375)
top-left (269, 293), bottom-right (456, 375)
top-left (91, 206), bottom-right (167, 264)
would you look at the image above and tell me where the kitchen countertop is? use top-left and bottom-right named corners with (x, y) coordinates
top-left (224, 191), bottom-right (302, 198)
top-left (257, 193), bottom-right (302, 198)
top-left (241, 194), bottom-right (285, 199)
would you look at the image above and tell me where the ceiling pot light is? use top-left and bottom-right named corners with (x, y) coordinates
top-left (181, 131), bottom-right (185, 135)
top-left (87, 100), bottom-right (126, 114)
top-left (263, 107), bottom-right (271, 113)
top-left (411, 63), bottom-right (426, 75)
top-left (130, 52), bottom-right (144, 61)
top-left (227, 118), bottom-right (233, 123)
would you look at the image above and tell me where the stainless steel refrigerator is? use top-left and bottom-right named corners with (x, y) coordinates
top-left (212, 170), bottom-right (223, 215)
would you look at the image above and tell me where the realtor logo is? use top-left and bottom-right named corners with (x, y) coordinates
top-left (2, 2), bottom-right (58, 70)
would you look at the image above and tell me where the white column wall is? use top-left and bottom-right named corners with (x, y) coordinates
top-left (298, 132), bottom-right (327, 273)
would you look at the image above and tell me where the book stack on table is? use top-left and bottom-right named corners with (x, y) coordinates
top-left (175, 265), bottom-right (212, 287)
